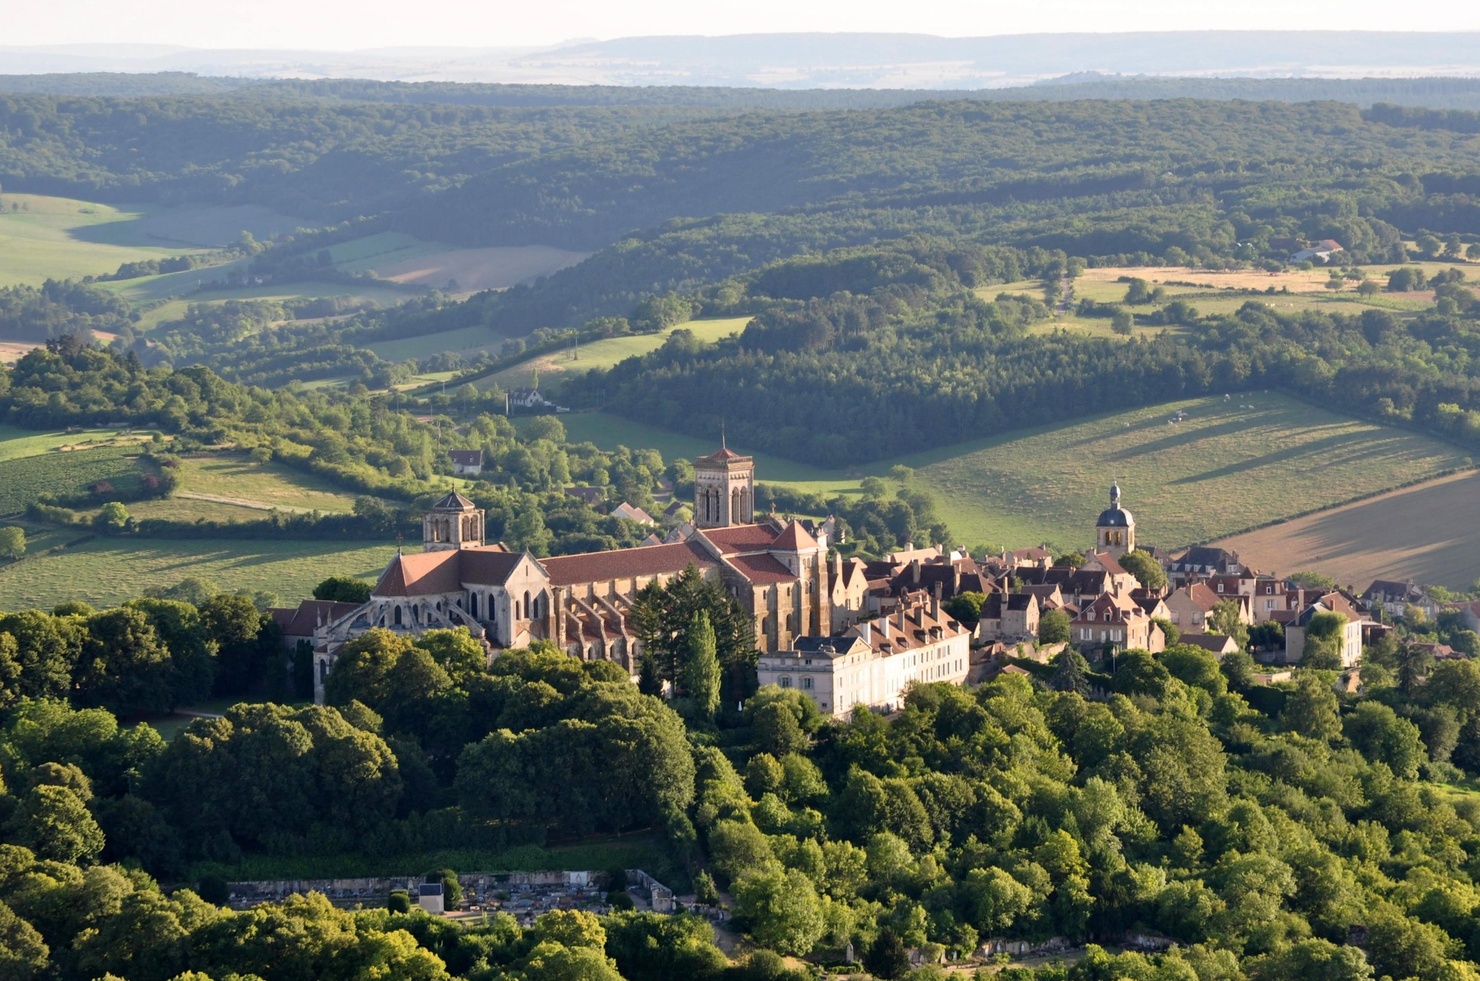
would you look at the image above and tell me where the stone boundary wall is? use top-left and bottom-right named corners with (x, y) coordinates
top-left (225, 869), bottom-right (673, 913)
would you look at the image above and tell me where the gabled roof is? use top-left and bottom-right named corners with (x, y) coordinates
top-left (565, 486), bottom-right (606, 505)
top-left (1085, 551), bottom-right (1130, 577)
top-left (270, 600), bottom-right (363, 638)
top-left (540, 540), bottom-right (718, 587)
top-left (611, 502), bottom-right (657, 524)
top-left (1363, 579), bottom-right (1427, 602)
top-left (448, 449), bottom-right (483, 465)
top-left (789, 636), bottom-right (872, 659)
top-left (1171, 546), bottom-right (1239, 571)
top-left (726, 552), bottom-right (797, 585)
top-left (1169, 582), bottom-right (1221, 612)
top-left (430, 491), bottom-right (477, 512)
top-left (458, 548), bottom-right (532, 586)
top-left (770, 520), bottom-right (819, 553)
top-left (1177, 632), bottom-right (1240, 655)
top-left (374, 550), bottom-right (464, 597)
top-left (702, 524), bottom-right (782, 555)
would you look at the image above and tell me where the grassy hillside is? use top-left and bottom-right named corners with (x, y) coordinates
top-left (910, 395), bottom-right (1468, 551)
top-left (0, 194), bottom-right (194, 286)
top-left (0, 528), bottom-right (397, 612)
top-left (993, 261), bottom-right (1466, 339)
top-left (488, 317), bottom-right (751, 392)
top-left (558, 395), bottom-right (1470, 558)
top-left (0, 193), bottom-right (312, 288)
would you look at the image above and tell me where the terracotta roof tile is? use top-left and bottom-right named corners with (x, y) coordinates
top-left (702, 524), bottom-right (781, 555)
top-left (726, 552), bottom-right (797, 584)
top-left (374, 551), bottom-right (463, 597)
top-left (540, 540), bottom-right (718, 587)
top-left (770, 520), bottom-right (818, 552)
top-left (279, 600), bottom-right (362, 636)
top-left (458, 548), bottom-right (529, 586)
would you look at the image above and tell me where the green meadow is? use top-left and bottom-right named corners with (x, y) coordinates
top-left (484, 317), bottom-right (751, 391)
top-left (0, 529), bottom-right (398, 612)
top-left (0, 194), bottom-right (193, 286)
top-left (557, 394), bottom-right (1469, 554)
top-left (0, 193), bottom-right (309, 288)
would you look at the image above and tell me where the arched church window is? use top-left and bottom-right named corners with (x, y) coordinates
top-left (394, 606), bottom-right (403, 626)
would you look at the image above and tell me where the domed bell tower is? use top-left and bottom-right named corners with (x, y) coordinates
top-left (1095, 482), bottom-right (1135, 558)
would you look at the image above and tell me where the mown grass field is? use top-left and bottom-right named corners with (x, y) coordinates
top-left (909, 394), bottom-right (1468, 552)
top-left (992, 261), bottom-right (1468, 340)
top-left (0, 424), bottom-right (156, 462)
top-left (105, 275), bottom-right (416, 321)
top-left (0, 194), bottom-right (310, 289)
top-left (172, 455), bottom-right (360, 513)
top-left (1215, 470), bottom-right (1480, 589)
top-left (327, 232), bottom-right (589, 293)
top-left (485, 317), bottom-right (750, 392)
top-left (0, 194), bottom-right (196, 287)
top-left (368, 324), bottom-right (501, 363)
top-left (562, 395), bottom-right (1469, 561)
top-left (0, 531), bottom-right (398, 612)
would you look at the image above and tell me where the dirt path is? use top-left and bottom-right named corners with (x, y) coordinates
top-left (1056, 275), bottom-right (1073, 315)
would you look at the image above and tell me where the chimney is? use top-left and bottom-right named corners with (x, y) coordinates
top-left (932, 581), bottom-right (942, 620)
top-left (911, 558), bottom-right (921, 585)
top-left (860, 621), bottom-right (871, 647)
top-left (898, 607), bottom-right (906, 632)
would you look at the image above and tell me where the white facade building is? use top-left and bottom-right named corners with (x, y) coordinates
top-left (757, 601), bottom-right (971, 718)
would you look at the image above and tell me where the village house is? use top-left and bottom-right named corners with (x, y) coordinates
top-left (1282, 602), bottom-right (1365, 668)
top-left (1070, 590), bottom-right (1165, 653)
top-left (976, 590), bottom-right (1040, 644)
top-left (448, 449), bottom-right (483, 475)
top-left (1177, 632), bottom-right (1242, 658)
top-left (1362, 579), bottom-right (1440, 620)
top-left (1166, 546), bottom-right (1247, 587)
top-left (1163, 582), bottom-right (1251, 631)
top-left (1291, 239), bottom-right (1344, 263)
top-left (610, 502), bottom-right (657, 525)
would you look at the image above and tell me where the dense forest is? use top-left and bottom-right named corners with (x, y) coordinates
top-left (6, 608), bottom-right (1480, 980)
top-left (6, 70), bottom-right (1480, 981)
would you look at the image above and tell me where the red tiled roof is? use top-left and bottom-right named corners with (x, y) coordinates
top-left (374, 551), bottom-right (463, 597)
top-left (726, 552), bottom-right (797, 585)
top-left (698, 446), bottom-right (749, 464)
top-left (275, 600), bottom-right (362, 637)
top-left (458, 548), bottom-right (530, 586)
top-left (770, 520), bottom-right (818, 553)
top-left (702, 524), bottom-right (781, 555)
top-left (1174, 582), bottom-right (1221, 612)
top-left (540, 540), bottom-right (717, 587)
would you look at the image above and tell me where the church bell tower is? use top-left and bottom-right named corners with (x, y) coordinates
top-left (1094, 482), bottom-right (1135, 558)
top-left (423, 491), bottom-right (485, 551)
top-left (693, 440), bottom-right (755, 529)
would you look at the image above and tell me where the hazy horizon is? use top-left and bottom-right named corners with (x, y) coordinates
top-left (8, 1), bottom-right (1480, 52)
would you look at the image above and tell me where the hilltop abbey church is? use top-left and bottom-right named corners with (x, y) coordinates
top-left (312, 445), bottom-right (836, 701)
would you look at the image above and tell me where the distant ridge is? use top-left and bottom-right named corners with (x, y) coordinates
top-left (3, 31), bottom-right (1479, 88)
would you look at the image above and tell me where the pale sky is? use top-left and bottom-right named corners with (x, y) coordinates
top-left (8, 0), bottom-right (1477, 51)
